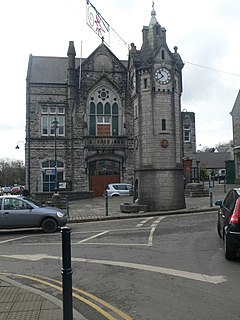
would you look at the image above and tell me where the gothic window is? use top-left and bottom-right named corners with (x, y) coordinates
top-left (134, 104), bottom-right (138, 119)
top-left (41, 106), bottom-right (65, 136)
top-left (42, 160), bottom-right (64, 192)
top-left (183, 125), bottom-right (191, 142)
top-left (88, 88), bottom-right (119, 136)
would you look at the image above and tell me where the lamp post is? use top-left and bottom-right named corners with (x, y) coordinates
top-left (15, 141), bottom-right (27, 191)
top-left (52, 117), bottom-right (59, 193)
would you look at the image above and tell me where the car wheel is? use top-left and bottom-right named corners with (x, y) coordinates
top-left (41, 218), bottom-right (58, 233)
top-left (224, 234), bottom-right (236, 260)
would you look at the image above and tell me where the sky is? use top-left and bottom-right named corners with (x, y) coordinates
top-left (1, 0), bottom-right (239, 162)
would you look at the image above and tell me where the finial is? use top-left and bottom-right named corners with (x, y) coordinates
top-left (151, 0), bottom-right (156, 16)
top-left (149, 0), bottom-right (157, 26)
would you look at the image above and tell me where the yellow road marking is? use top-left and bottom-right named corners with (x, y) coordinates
top-left (35, 274), bottom-right (132, 320)
top-left (0, 272), bottom-right (132, 320)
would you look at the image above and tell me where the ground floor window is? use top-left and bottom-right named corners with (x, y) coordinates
top-left (42, 160), bottom-right (64, 192)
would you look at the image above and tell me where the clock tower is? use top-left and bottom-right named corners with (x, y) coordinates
top-left (129, 4), bottom-right (186, 211)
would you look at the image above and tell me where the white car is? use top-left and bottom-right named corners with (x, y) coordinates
top-left (105, 183), bottom-right (133, 197)
top-left (2, 186), bottom-right (11, 194)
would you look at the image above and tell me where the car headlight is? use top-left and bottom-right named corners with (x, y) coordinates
top-left (57, 212), bottom-right (65, 218)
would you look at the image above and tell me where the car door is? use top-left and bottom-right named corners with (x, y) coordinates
top-left (0, 198), bottom-right (37, 228)
top-left (220, 190), bottom-right (237, 231)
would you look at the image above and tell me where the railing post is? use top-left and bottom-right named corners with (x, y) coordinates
top-left (209, 187), bottom-right (213, 207)
top-left (105, 190), bottom-right (109, 216)
top-left (224, 178), bottom-right (227, 193)
top-left (66, 195), bottom-right (69, 217)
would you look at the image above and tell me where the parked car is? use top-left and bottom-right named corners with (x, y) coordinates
top-left (105, 183), bottom-right (133, 197)
top-left (2, 186), bottom-right (12, 194)
top-left (0, 195), bottom-right (68, 233)
top-left (215, 188), bottom-right (240, 260)
top-left (214, 169), bottom-right (226, 183)
top-left (10, 186), bottom-right (22, 195)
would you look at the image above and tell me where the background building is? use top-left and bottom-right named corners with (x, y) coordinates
top-left (182, 111), bottom-right (197, 183)
top-left (231, 90), bottom-right (240, 183)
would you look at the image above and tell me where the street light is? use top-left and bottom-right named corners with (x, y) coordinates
top-left (52, 117), bottom-right (59, 193)
top-left (15, 141), bottom-right (25, 149)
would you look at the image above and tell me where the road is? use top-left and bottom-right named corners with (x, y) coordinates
top-left (0, 211), bottom-right (239, 319)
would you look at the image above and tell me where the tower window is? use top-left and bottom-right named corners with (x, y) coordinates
top-left (162, 119), bottom-right (166, 131)
top-left (144, 78), bottom-right (148, 89)
top-left (161, 50), bottom-right (165, 60)
top-left (183, 125), bottom-right (190, 142)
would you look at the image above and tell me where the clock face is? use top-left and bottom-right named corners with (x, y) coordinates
top-left (155, 67), bottom-right (171, 84)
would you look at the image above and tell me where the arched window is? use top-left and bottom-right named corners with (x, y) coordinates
top-left (88, 88), bottom-right (119, 136)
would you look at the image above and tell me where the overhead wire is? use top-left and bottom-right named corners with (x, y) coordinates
top-left (184, 61), bottom-right (240, 77)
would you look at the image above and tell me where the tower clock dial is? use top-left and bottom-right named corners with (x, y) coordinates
top-left (155, 67), bottom-right (171, 84)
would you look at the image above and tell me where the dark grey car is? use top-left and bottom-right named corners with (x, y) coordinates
top-left (0, 195), bottom-right (67, 233)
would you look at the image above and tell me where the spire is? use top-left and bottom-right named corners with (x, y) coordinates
top-left (149, 1), bottom-right (157, 27)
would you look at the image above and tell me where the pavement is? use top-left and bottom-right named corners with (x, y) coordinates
top-left (0, 182), bottom-right (237, 320)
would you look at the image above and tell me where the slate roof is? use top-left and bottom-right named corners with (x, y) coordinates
top-left (27, 56), bottom-right (80, 84)
top-left (27, 54), bottom-right (128, 84)
top-left (196, 152), bottom-right (234, 169)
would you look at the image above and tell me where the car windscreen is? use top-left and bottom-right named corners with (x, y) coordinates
top-left (22, 197), bottom-right (41, 207)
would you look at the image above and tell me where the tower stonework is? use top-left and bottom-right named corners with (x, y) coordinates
top-left (129, 7), bottom-right (186, 211)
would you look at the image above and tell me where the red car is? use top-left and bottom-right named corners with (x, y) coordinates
top-left (10, 186), bottom-right (22, 195)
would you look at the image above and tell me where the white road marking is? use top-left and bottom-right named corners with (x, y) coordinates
top-left (136, 217), bottom-right (155, 228)
top-left (0, 235), bottom-right (32, 244)
top-left (0, 254), bottom-right (226, 284)
top-left (148, 217), bottom-right (165, 246)
top-left (76, 231), bottom-right (109, 244)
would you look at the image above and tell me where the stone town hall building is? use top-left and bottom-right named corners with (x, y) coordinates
top-left (26, 7), bottom-right (193, 209)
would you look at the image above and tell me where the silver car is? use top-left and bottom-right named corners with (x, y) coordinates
top-left (0, 195), bottom-right (67, 233)
top-left (105, 183), bottom-right (133, 197)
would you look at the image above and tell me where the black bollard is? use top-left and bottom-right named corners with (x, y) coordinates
top-left (61, 226), bottom-right (73, 320)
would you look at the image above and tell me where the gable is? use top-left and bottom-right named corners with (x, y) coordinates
top-left (81, 43), bottom-right (127, 73)
top-left (230, 90), bottom-right (240, 117)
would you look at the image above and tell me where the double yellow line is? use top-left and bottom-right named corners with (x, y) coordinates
top-left (0, 272), bottom-right (133, 320)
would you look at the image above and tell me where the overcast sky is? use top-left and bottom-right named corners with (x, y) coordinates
top-left (1, 0), bottom-right (239, 161)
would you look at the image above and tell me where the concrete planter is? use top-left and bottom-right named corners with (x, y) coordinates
top-left (120, 203), bottom-right (148, 213)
